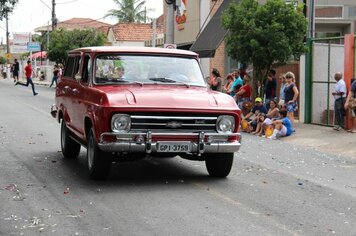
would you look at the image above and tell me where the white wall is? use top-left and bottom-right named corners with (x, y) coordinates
top-left (312, 43), bottom-right (344, 124)
top-left (199, 0), bottom-right (211, 78)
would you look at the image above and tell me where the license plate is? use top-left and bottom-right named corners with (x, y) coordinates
top-left (157, 142), bottom-right (191, 153)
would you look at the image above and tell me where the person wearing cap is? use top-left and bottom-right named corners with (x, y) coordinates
top-left (242, 97), bottom-right (268, 132)
top-left (15, 60), bottom-right (38, 96)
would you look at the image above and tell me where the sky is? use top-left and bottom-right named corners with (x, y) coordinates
top-left (0, 0), bottom-right (163, 43)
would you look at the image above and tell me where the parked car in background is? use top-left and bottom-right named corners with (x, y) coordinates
top-left (51, 46), bottom-right (241, 180)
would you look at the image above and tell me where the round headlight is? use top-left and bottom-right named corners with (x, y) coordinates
top-left (216, 115), bottom-right (235, 133)
top-left (111, 114), bottom-right (131, 133)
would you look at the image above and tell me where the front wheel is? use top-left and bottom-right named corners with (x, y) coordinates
top-left (205, 153), bottom-right (234, 178)
top-left (61, 120), bottom-right (80, 159)
top-left (87, 128), bottom-right (112, 180)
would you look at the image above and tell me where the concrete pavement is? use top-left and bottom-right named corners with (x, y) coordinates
top-left (15, 76), bottom-right (356, 160)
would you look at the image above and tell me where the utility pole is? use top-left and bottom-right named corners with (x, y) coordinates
top-left (165, 2), bottom-right (174, 44)
top-left (52, 0), bottom-right (57, 31)
top-left (308, 0), bottom-right (315, 38)
top-left (152, 18), bottom-right (156, 47)
top-left (5, 11), bottom-right (10, 64)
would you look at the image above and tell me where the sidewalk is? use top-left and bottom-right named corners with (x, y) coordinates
top-left (284, 122), bottom-right (356, 159)
top-left (29, 78), bottom-right (356, 159)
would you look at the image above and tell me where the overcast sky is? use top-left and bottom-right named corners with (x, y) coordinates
top-left (0, 0), bottom-right (163, 43)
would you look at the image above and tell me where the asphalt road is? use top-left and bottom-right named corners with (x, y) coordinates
top-left (1, 78), bottom-right (356, 236)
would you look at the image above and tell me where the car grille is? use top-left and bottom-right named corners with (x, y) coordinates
top-left (129, 114), bottom-right (218, 133)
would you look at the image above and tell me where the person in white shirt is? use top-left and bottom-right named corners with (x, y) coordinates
top-left (332, 72), bottom-right (347, 130)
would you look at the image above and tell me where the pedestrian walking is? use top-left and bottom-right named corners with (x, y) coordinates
top-left (284, 71), bottom-right (299, 125)
top-left (344, 78), bottom-right (356, 133)
top-left (332, 72), bottom-right (347, 131)
top-left (2, 64), bottom-right (7, 79)
top-left (15, 60), bottom-right (38, 96)
top-left (50, 64), bottom-right (59, 87)
top-left (13, 59), bottom-right (20, 83)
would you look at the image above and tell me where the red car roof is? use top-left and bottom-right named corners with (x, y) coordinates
top-left (69, 46), bottom-right (198, 57)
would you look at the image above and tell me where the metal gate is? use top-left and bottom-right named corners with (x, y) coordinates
top-left (305, 36), bottom-right (356, 126)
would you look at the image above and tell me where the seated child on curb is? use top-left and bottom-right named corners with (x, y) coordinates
top-left (269, 109), bottom-right (293, 139)
top-left (241, 97), bottom-right (268, 132)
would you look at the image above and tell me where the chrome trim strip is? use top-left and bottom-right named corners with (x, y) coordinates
top-left (132, 122), bottom-right (215, 127)
top-left (131, 116), bottom-right (218, 120)
top-left (98, 131), bottom-right (241, 153)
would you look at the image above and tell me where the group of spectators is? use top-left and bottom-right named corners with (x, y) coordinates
top-left (209, 68), bottom-right (299, 139)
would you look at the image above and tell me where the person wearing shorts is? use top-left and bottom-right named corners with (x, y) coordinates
top-left (269, 110), bottom-right (293, 139)
top-left (284, 71), bottom-right (299, 124)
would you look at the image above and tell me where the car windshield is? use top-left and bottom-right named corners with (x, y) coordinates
top-left (94, 54), bottom-right (206, 87)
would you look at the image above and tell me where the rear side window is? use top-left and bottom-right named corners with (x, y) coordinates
top-left (64, 56), bottom-right (81, 79)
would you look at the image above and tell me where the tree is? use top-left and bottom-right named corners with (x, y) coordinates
top-left (222, 0), bottom-right (307, 94)
top-left (47, 29), bottom-right (106, 65)
top-left (106, 0), bottom-right (149, 23)
top-left (0, 0), bottom-right (18, 20)
top-left (0, 56), bottom-right (6, 64)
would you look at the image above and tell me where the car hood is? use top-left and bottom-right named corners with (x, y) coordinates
top-left (99, 85), bottom-right (238, 110)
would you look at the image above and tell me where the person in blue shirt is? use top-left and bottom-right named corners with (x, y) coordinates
top-left (229, 69), bottom-right (243, 97)
top-left (242, 97), bottom-right (268, 132)
top-left (269, 110), bottom-right (293, 139)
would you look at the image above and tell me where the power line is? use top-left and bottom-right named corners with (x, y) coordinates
top-left (56, 0), bottom-right (79, 4)
top-left (38, 0), bottom-right (51, 10)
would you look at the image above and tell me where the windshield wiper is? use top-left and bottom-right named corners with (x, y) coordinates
top-left (149, 77), bottom-right (177, 83)
top-left (148, 77), bottom-right (190, 87)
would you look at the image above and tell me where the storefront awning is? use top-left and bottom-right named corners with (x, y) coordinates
top-left (190, 0), bottom-right (236, 58)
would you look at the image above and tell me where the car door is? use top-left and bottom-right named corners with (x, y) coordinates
top-left (71, 53), bottom-right (92, 140)
top-left (59, 54), bottom-right (82, 136)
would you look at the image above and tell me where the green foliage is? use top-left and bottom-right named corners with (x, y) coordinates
top-left (106, 0), bottom-right (150, 23)
top-left (0, 0), bottom-right (18, 19)
top-left (47, 29), bottom-right (106, 65)
top-left (0, 56), bottom-right (6, 64)
top-left (222, 0), bottom-right (307, 90)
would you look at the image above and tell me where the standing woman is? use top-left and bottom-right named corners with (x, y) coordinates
top-left (209, 68), bottom-right (222, 92)
top-left (283, 71), bottom-right (299, 124)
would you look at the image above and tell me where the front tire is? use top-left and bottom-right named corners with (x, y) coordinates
top-left (205, 153), bottom-right (234, 178)
top-left (61, 120), bottom-right (80, 159)
top-left (87, 128), bottom-right (112, 180)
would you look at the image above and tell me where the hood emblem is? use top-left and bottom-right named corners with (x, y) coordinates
top-left (166, 121), bottom-right (183, 129)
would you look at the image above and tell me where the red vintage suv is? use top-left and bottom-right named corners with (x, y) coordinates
top-left (51, 46), bottom-right (241, 179)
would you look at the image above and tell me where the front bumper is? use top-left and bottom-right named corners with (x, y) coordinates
top-left (98, 131), bottom-right (241, 154)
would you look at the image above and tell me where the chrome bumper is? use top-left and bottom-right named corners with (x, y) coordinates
top-left (98, 131), bottom-right (241, 154)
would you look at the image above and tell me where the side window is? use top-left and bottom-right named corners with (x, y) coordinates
top-left (82, 55), bottom-right (90, 83)
top-left (64, 57), bottom-right (75, 77)
top-left (64, 55), bottom-right (81, 80)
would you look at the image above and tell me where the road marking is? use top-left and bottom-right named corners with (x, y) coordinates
top-left (192, 182), bottom-right (300, 236)
top-left (15, 100), bottom-right (53, 118)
